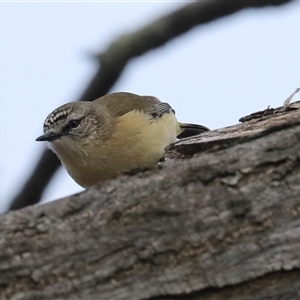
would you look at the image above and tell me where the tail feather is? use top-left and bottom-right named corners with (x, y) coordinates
top-left (177, 123), bottom-right (209, 139)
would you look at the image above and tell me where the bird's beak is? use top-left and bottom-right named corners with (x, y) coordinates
top-left (35, 133), bottom-right (63, 142)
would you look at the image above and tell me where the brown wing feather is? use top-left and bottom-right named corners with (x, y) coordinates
top-left (94, 92), bottom-right (163, 118)
top-left (95, 92), bottom-right (175, 118)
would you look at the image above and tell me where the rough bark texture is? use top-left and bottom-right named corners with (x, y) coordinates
top-left (1, 105), bottom-right (300, 300)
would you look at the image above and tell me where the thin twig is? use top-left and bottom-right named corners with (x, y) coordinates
top-left (283, 87), bottom-right (300, 106)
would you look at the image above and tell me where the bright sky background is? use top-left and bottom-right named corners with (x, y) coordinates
top-left (1, 2), bottom-right (299, 212)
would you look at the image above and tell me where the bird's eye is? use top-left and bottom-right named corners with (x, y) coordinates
top-left (69, 119), bottom-right (80, 129)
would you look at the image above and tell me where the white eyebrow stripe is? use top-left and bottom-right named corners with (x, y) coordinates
top-left (44, 109), bottom-right (70, 128)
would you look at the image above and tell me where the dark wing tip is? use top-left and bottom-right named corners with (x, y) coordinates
top-left (177, 123), bottom-right (209, 139)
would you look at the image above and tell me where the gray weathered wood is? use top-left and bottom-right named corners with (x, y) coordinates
top-left (1, 107), bottom-right (300, 300)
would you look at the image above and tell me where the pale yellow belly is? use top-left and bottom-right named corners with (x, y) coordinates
top-left (61, 110), bottom-right (179, 187)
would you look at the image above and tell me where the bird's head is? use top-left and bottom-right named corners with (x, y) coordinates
top-left (36, 101), bottom-right (113, 155)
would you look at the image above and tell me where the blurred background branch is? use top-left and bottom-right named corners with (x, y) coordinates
top-left (9, 0), bottom-right (293, 211)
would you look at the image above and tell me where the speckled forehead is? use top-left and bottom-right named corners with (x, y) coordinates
top-left (44, 106), bottom-right (72, 129)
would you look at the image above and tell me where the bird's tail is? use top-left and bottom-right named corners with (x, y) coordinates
top-left (177, 122), bottom-right (209, 139)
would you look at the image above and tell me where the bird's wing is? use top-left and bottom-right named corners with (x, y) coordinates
top-left (94, 92), bottom-right (174, 119)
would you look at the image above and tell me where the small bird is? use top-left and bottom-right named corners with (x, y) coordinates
top-left (36, 92), bottom-right (209, 187)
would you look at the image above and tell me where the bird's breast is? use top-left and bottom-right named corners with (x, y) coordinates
top-left (56, 110), bottom-right (179, 187)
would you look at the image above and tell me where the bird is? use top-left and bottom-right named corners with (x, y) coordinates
top-left (36, 92), bottom-right (209, 187)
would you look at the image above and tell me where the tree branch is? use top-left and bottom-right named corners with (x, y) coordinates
top-left (1, 105), bottom-right (300, 299)
top-left (9, 0), bottom-right (293, 210)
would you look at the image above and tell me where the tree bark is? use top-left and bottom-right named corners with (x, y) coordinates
top-left (1, 104), bottom-right (300, 300)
